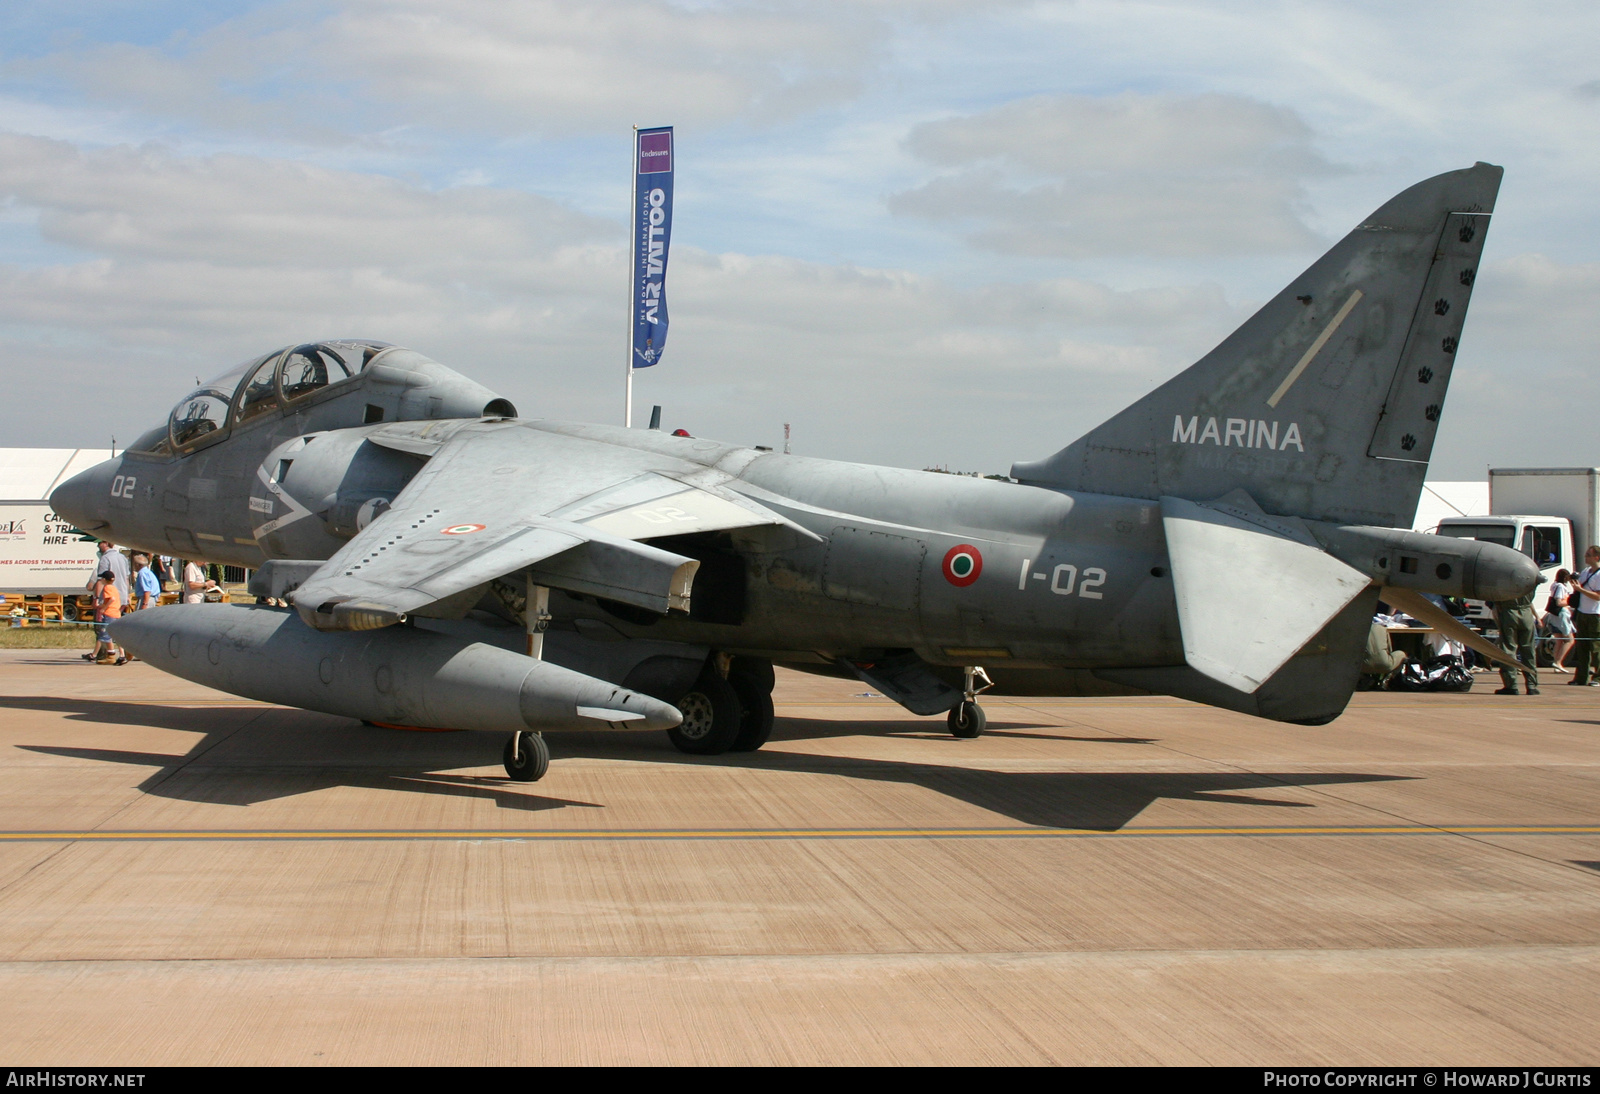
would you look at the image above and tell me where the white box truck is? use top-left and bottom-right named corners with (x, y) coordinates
top-left (1435, 467), bottom-right (1600, 622)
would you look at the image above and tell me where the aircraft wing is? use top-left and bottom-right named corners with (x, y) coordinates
top-left (290, 421), bottom-right (795, 630)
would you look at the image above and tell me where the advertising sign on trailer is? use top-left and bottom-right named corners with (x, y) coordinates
top-left (0, 449), bottom-right (110, 594)
top-left (0, 504), bottom-right (100, 594)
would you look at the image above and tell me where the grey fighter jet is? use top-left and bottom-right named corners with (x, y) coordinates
top-left (52, 163), bottom-right (1539, 782)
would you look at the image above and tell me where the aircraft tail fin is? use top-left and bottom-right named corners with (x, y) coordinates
top-left (1011, 163), bottom-right (1502, 530)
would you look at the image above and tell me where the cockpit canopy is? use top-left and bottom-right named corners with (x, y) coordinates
top-left (134, 341), bottom-right (394, 455)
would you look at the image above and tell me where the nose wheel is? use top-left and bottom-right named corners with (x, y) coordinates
top-left (503, 731), bottom-right (550, 781)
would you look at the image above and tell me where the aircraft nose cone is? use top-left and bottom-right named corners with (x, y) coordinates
top-left (49, 463), bottom-right (109, 531)
top-left (49, 457), bottom-right (118, 534)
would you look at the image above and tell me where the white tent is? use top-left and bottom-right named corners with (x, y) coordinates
top-left (0, 449), bottom-right (114, 504)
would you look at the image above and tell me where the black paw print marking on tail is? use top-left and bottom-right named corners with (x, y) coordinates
top-left (1400, 434), bottom-right (1417, 451)
top-left (1459, 268), bottom-right (1475, 286)
top-left (1418, 366), bottom-right (1434, 384)
top-left (1434, 298), bottom-right (1450, 316)
top-left (1441, 336), bottom-right (1457, 354)
top-left (1424, 404), bottom-right (1440, 422)
top-left (1458, 223), bottom-right (1476, 243)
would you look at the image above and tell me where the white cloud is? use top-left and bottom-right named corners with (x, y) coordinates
top-left (0, 132), bottom-right (1235, 472)
top-left (3, 2), bottom-right (1595, 477)
top-left (0, 132), bottom-right (610, 266)
top-left (7, 1), bottom-right (890, 140)
top-left (890, 92), bottom-right (1335, 257)
top-left (1428, 252), bottom-right (1600, 476)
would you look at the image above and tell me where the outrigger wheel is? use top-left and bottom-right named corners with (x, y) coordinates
top-left (503, 730), bottom-right (550, 781)
top-left (948, 665), bottom-right (993, 738)
top-left (947, 700), bottom-right (986, 738)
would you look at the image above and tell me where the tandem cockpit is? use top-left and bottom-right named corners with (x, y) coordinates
top-left (125, 341), bottom-right (516, 458)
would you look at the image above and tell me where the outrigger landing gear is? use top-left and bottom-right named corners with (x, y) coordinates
top-left (948, 665), bottom-right (993, 739)
top-left (503, 571), bottom-right (554, 782)
top-left (503, 731), bottom-right (550, 782)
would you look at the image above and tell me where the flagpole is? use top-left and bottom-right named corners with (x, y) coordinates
top-left (625, 126), bottom-right (637, 428)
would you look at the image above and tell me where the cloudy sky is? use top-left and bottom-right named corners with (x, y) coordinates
top-left (1, 1), bottom-right (1596, 478)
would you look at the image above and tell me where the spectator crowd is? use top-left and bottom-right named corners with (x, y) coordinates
top-left (84, 542), bottom-right (217, 665)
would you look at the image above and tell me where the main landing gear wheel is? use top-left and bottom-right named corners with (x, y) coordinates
top-left (728, 678), bottom-right (775, 752)
top-left (668, 669), bottom-right (743, 755)
top-left (727, 656), bottom-right (776, 753)
top-left (503, 731), bottom-right (550, 781)
top-left (948, 700), bottom-right (986, 738)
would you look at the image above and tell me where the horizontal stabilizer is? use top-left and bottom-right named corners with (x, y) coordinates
top-left (1378, 586), bottom-right (1532, 673)
top-left (1162, 495), bottom-right (1371, 693)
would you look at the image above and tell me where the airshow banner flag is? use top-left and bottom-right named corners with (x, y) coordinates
top-left (632, 127), bottom-right (673, 368)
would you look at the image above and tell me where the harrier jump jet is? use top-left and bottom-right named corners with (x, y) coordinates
top-left (51, 163), bottom-right (1537, 781)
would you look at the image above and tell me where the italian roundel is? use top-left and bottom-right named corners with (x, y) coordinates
top-left (441, 524), bottom-right (486, 535)
top-left (942, 544), bottom-right (983, 587)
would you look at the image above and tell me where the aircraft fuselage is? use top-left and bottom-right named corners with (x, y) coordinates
top-left (66, 408), bottom-right (1184, 677)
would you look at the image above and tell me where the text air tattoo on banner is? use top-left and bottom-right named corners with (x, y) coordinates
top-left (632, 127), bottom-right (673, 368)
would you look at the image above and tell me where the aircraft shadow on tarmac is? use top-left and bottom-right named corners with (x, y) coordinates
top-left (558, 717), bottom-right (1411, 830)
top-left (5, 697), bottom-right (1409, 829)
top-left (7, 696), bottom-right (599, 813)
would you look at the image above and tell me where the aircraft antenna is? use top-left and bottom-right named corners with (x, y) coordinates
top-left (784, 423), bottom-right (791, 455)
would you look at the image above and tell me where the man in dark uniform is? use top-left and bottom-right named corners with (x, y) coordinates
top-left (1495, 584), bottom-right (1540, 695)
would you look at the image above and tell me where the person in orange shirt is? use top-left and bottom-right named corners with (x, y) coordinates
top-left (89, 571), bottom-right (125, 665)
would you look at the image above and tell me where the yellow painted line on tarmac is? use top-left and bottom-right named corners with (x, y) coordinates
top-left (1, 825), bottom-right (1597, 844)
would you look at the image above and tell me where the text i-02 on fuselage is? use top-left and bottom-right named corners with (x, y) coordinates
top-left (51, 163), bottom-right (1541, 782)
